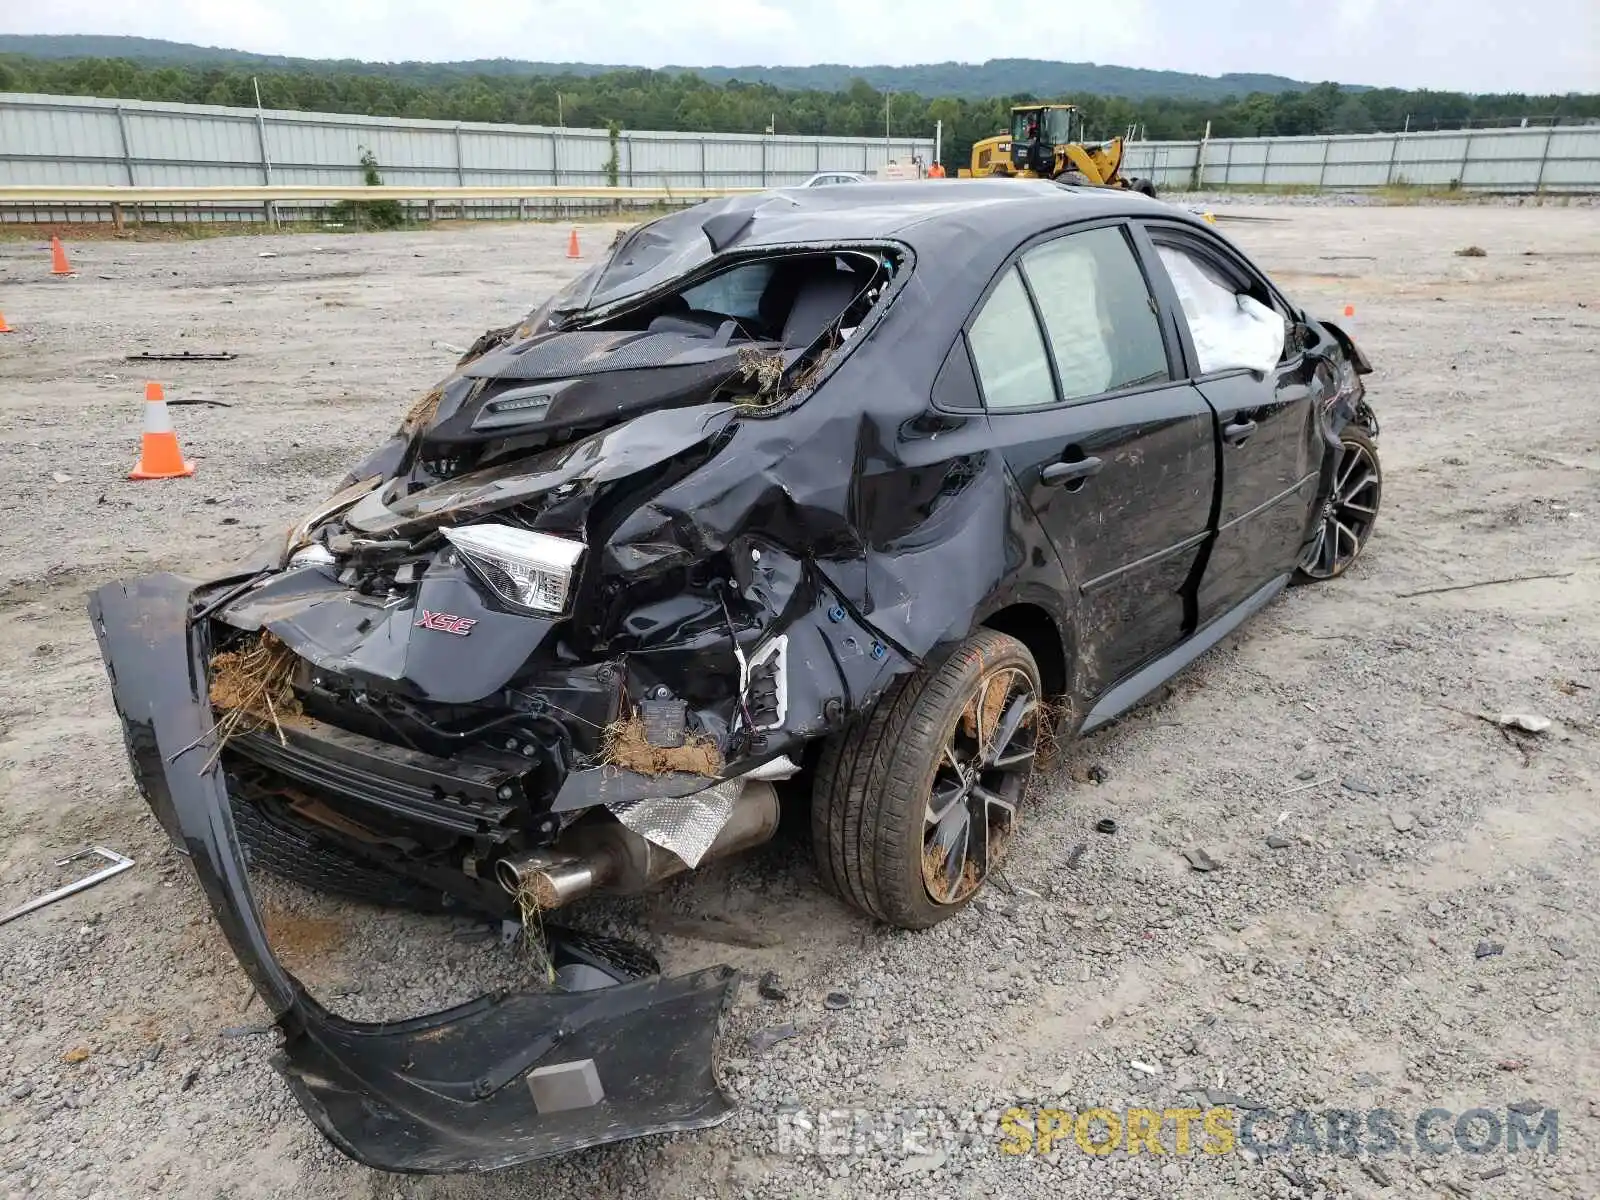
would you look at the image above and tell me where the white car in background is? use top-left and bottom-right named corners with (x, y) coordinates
top-left (799, 171), bottom-right (872, 186)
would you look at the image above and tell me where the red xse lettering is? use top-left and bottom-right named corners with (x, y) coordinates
top-left (415, 609), bottom-right (476, 636)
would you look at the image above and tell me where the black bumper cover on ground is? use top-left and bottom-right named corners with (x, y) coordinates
top-left (87, 572), bottom-right (739, 1174)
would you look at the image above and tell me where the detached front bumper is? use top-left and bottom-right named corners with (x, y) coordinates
top-left (88, 572), bottom-right (739, 1174)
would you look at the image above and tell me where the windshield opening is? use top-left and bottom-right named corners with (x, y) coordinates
top-left (596, 248), bottom-right (900, 346)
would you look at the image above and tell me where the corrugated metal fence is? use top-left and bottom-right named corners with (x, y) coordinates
top-left (5, 93), bottom-right (1594, 223)
top-left (1124, 126), bottom-right (1600, 193)
top-left (0, 92), bottom-right (935, 222)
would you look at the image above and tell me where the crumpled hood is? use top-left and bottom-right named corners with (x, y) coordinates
top-left (218, 561), bottom-right (556, 705)
top-left (221, 402), bottom-right (739, 705)
top-left (346, 401), bottom-right (738, 538)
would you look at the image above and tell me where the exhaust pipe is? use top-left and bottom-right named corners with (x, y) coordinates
top-left (494, 853), bottom-right (604, 908)
top-left (494, 779), bottom-right (780, 909)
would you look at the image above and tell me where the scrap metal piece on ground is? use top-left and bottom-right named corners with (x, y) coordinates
top-left (125, 351), bottom-right (237, 362)
top-left (1184, 847), bottom-right (1220, 872)
top-left (749, 1024), bottom-right (799, 1054)
top-left (0, 846), bottom-right (134, 926)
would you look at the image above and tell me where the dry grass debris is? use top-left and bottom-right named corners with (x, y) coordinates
top-left (962, 674), bottom-right (1012, 742)
top-left (1034, 697), bottom-right (1067, 768)
top-left (788, 330), bottom-right (840, 395)
top-left (208, 632), bottom-right (302, 756)
top-left (735, 346), bottom-right (786, 408)
top-left (601, 712), bottom-right (723, 777)
top-left (400, 385), bottom-right (443, 434)
top-left (922, 841), bottom-right (983, 903)
top-left (509, 881), bottom-right (558, 985)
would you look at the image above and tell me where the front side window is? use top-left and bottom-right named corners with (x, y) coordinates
top-left (967, 267), bottom-right (1056, 410)
top-left (1154, 242), bottom-right (1287, 376)
top-left (1021, 225), bottom-right (1171, 402)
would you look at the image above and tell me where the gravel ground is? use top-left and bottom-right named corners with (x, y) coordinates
top-left (1, 201), bottom-right (1597, 1200)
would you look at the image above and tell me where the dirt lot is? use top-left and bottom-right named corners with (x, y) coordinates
top-left (1, 202), bottom-right (1597, 1200)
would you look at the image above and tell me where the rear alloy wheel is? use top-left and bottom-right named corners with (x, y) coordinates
top-left (812, 629), bottom-right (1041, 929)
top-left (1298, 425), bottom-right (1382, 581)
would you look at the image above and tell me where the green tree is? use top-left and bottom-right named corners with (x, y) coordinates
top-left (603, 119), bottom-right (621, 187)
top-left (328, 145), bottom-right (406, 229)
top-left (0, 50), bottom-right (1593, 155)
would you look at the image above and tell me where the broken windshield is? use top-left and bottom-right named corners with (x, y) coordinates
top-left (550, 207), bottom-right (728, 318)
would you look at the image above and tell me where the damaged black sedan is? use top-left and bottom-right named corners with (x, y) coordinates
top-left (90, 179), bottom-right (1379, 1172)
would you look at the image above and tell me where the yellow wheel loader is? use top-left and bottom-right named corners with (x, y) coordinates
top-left (958, 104), bottom-right (1156, 197)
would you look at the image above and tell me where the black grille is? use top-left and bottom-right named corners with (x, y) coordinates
top-left (227, 716), bottom-right (521, 838)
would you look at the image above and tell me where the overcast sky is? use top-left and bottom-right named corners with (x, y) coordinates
top-left (7, 0), bottom-right (1598, 94)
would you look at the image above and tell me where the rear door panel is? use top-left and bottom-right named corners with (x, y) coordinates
top-left (959, 220), bottom-right (1219, 699)
top-left (996, 388), bottom-right (1215, 696)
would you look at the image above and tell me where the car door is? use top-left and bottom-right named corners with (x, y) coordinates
top-left (963, 221), bottom-right (1218, 698)
top-left (1136, 222), bottom-right (1324, 624)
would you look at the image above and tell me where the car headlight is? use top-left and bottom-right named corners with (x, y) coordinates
top-left (441, 524), bottom-right (585, 614)
top-left (1335, 352), bottom-right (1359, 397)
top-left (289, 543), bottom-right (336, 568)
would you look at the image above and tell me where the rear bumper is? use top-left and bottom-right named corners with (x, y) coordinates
top-left (88, 572), bottom-right (739, 1173)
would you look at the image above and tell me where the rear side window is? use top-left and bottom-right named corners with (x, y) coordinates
top-left (967, 268), bottom-right (1056, 410)
top-left (1021, 226), bottom-right (1170, 401)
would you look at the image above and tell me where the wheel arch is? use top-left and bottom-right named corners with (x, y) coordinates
top-left (979, 601), bottom-right (1069, 701)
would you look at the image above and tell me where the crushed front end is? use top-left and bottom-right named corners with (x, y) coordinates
top-left (186, 235), bottom-right (919, 922)
top-left (86, 217), bottom-right (951, 1168)
top-left (89, 572), bottom-right (738, 1173)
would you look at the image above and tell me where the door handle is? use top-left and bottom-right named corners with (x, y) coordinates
top-left (1223, 419), bottom-right (1258, 445)
top-left (1041, 457), bottom-right (1103, 486)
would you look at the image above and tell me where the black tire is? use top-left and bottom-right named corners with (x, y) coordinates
top-left (228, 790), bottom-right (451, 913)
top-left (1132, 177), bottom-right (1158, 198)
top-left (811, 629), bottom-right (1042, 930)
top-left (1296, 425), bottom-right (1382, 583)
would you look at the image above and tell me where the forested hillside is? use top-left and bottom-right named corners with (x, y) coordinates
top-left (2, 47), bottom-right (1592, 175)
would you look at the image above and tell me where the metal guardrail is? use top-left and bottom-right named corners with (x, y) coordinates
top-left (0, 184), bottom-right (760, 203)
top-left (0, 183), bottom-right (771, 227)
top-left (0, 93), bottom-right (938, 227)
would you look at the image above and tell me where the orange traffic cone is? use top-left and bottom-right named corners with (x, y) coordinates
top-left (50, 236), bottom-right (73, 276)
top-left (128, 382), bottom-right (195, 480)
top-left (566, 228), bottom-right (581, 259)
top-left (1342, 303), bottom-right (1357, 339)
top-left (0, 312), bottom-right (10, 333)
